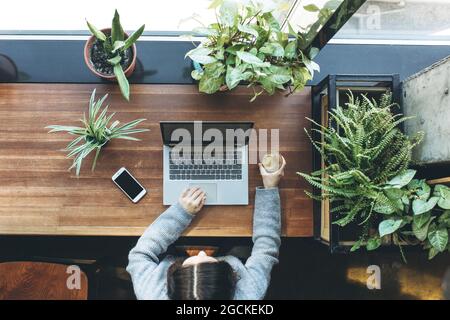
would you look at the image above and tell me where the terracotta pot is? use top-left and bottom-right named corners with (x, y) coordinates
top-left (84, 28), bottom-right (137, 81)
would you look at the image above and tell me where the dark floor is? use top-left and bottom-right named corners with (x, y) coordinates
top-left (1, 235), bottom-right (448, 300)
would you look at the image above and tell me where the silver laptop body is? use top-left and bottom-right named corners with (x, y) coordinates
top-left (161, 121), bottom-right (253, 205)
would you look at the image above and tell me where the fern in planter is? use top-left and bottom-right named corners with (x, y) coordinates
top-left (46, 89), bottom-right (149, 176)
top-left (184, 0), bottom-right (340, 101)
top-left (298, 92), bottom-right (427, 258)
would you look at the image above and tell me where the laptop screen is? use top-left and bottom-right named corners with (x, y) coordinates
top-left (160, 121), bottom-right (254, 146)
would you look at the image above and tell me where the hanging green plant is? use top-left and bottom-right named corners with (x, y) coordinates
top-left (185, 0), bottom-right (338, 101)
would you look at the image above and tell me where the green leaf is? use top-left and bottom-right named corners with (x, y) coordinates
top-left (219, 0), bottom-right (238, 27)
top-left (350, 239), bottom-right (362, 252)
top-left (384, 188), bottom-right (405, 211)
top-left (208, 0), bottom-right (224, 9)
top-left (413, 215), bottom-right (435, 241)
top-left (123, 24), bottom-right (145, 51)
top-left (268, 66), bottom-right (291, 85)
top-left (366, 237), bottom-right (382, 251)
top-left (259, 76), bottom-right (276, 95)
top-left (438, 210), bottom-right (450, 226)
top-left (379, 218), bottom-right (403, 238)
top-left (303, 58), bottom-right (320, 75)
top-left (428, 246), bottom-right (439, 260)
top-left (236, 51), bottom-right (270, 67)
top-left (199, 75), bottom-right (224, 94)
top-left (225, 44), bottom-right (245, 55)
top-left (287, 23), bottom-right (298, 38)
top-left (111, 9), bottom-right (124, 43)
top-left (292, 67), bottom-right (311, 90)
top-left (185, 47), bottom-right (217, 64)
top-left (412, 197), bottom-right (439, 215)
top-left (112, 41), bottom-right (125, 53)
top-left (113, 64), bottom-right (130, 101)
top-left (198, 62), bottom-right (225, 93)
top-left (303, 4), bottom-right (320, 12)
top-left (262, 12), bottom-right (280, 31)
top-left (416, 180), bottom-right (431, 201)
top-left (86, 20), bottom-right (106, 41)
top-left (191, 69), bottom-right (203, 81)
top-left (192, 27), bottom-right (219, 37)
top-left (309, 47), bottom-right (319, 60)
top-left (435, 184), bottom-right (450, 209)
top-left (324, 0), bottom-right (343, 10)
top-left (413, 211), bottom-right (432, 229)
top-left (260, 42), bottom-right (284, 57)
top-left (237, 24), bottom-right (258, 37)
top-left (428, 227), bottom-right (448, 252)
top-left (225, 66), bottom-right (250, 90)
top-left (387, 169), bottom-right (416, 188)
top-left (107, 54), bottom-right (122, 65)
top-left (284, 40), bottom-right (297, 59)
top-left (203, 61), bottom-right (226, 78)
top-left (374, 196), bottom-right (396, 215)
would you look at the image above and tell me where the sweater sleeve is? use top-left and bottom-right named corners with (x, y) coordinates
top-left (126, 202), bottom-right (194, 299)
top-left (244, 187), bottom-right (281, 299)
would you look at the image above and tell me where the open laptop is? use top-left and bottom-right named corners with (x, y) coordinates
top-left (160, 121), bottom-right (254, 205)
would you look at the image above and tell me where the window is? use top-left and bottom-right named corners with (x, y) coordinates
top-left (334, 0), bottom-right (450, 43)
top-left (0, 0), bottom-right (341, 37)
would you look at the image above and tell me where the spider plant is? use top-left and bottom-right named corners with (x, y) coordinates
top-left (46, 89), bottom-right (149, 175)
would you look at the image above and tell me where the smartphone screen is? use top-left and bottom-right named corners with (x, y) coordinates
top-left (113, 169), bottom-right (145, 202)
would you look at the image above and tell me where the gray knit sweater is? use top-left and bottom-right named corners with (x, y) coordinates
top-left (127, 187), bottom-right (281, 300)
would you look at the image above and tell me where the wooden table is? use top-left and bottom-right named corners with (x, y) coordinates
top-left (0, 84), bottom-right (312, 237)
top-left (0, 261), bottom-right (88, 300)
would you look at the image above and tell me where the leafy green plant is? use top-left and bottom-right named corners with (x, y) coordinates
top-left (46, 89), bottom-right (149, 176)
top-left (375, 170), bottom-right (450, 260)
top-left (185, 0), bottom-right (339, 101)
top-left (297, 92), bottom-right (446, 261)
top-left (86, 10), bottom-right (145, 101)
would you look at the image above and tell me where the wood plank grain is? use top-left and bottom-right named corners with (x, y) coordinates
top-left (0, 83), bottom-right (312, 237)
top-left (0, 262), bottom-right (88, 300)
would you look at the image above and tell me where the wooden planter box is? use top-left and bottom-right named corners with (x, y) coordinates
top-left (311, 74), bottom-right (401, 253)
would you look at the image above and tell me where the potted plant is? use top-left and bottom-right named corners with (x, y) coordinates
top-left (184, 0), bottom-right (338, 101)
top-left (84, 10), bottom-right (145, 101)
top-left (46, 89), bottom-right (149, 176)
top-left (375, 169), bottom-right (450, 260)
top-left (298, 92), bottom-right (450, 261)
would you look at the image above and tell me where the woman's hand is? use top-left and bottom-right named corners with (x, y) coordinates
top-left (178, 187), bottom-right (206, 215)
top-left (258, 155), bottom-right (286, 189)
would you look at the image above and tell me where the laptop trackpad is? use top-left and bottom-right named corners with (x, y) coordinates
top-left (188, 183), bottom-right (217, 204)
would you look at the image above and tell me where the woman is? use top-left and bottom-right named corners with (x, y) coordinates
top-left (127, 157), bottom-right (286, 300)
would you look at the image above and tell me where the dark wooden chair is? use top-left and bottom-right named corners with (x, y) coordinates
top-left (0, 261), bottom-right (88, 300)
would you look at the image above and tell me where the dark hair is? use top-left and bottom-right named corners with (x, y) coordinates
top-left (167, 260), bottom-right (236, 300)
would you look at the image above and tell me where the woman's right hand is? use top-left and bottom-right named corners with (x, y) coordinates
top-left (178, 187), bottom-right (206, 215)
top-left (258, 155), bottom-right (286, 189)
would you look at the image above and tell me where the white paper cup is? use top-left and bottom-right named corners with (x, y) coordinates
top-left (262, 153), bottom-right (283, 173)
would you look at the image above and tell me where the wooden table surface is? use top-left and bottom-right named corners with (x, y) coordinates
top-left (0, 83), bottom-right (312, 237)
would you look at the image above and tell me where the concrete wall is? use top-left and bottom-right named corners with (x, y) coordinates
top-left (403, 55), bottom-right (450, 165)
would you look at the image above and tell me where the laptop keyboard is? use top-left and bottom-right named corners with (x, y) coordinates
top-left (169, 150), bottom-right (243, 180)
